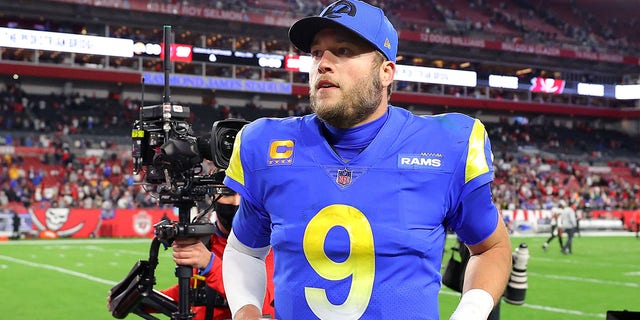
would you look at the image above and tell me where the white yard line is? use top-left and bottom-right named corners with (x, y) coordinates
top-left (0, 238), bottom-right (156, 256)
top-left (529, 272), bottom-right (639, 288)
top-left (533, 256), bottom-right (639, 269)
top-left (520, 303), bottom-right (606, 318)
top-left (0, 238), bottom-right (152, 245)
top-left (0, 254), bottom-right (117, 286)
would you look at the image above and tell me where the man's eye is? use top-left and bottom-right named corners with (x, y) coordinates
top-left (337, 48), bottom-right (351, 55)
top-left (310, 50), bottom-right (323, 58)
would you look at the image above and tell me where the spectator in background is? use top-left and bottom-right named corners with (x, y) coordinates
top-left (559, 201), bottom-right (578, 254)
top-left (11, 212), bottom-right (21, 239)
top-left (542, 205), bottom-right (563, 252)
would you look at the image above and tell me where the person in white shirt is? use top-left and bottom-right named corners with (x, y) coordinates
top-left (542, 207), bottom-right (563, 252)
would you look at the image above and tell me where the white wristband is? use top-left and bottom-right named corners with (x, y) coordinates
top-left (450, 289), bottom-right (494, 320)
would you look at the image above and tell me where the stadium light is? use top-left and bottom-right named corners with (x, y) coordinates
top-left (0, 27), bottom-right (134, 57)
top-left (395, 65), bottom-right (477, 87)
top-left (577, 82), bottom-right (605, 97)
top-left (615, 84), bottom-right (640, 100)
top-left (489, 75), bottom-right (519, 89)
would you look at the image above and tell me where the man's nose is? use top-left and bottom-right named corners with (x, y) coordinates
top-left (316, 50), bottom-right (336, 74)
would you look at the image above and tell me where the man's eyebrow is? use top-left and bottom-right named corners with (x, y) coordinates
top-left (310, 33), bottom-right (363, 48)
top-left (335, 36), bottom-right (360, 45)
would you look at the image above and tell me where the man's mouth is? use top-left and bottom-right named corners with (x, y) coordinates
top-left (316, 79), bottom-right (338, 91)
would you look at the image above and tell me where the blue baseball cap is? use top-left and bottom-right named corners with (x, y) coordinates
top-left (288, 0), bottom-right (398, 63)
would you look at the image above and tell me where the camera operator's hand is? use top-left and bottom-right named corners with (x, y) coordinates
top-left (171, 238), bottom-right (212, 270)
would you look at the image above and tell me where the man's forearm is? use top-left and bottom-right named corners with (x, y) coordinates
top-left (222, 231), bottom-right (270, 318)
top-left (463, 244), bottom-right (512, 301)
top-left (463, 220), bottom-right (512, 302)
top-left (451, 220), bottom-right (512, 320)
top-left (450, 245), bottom-right (511, 320)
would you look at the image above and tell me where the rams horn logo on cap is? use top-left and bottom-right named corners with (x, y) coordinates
top-left (322, 0), bottom-right (357, 19)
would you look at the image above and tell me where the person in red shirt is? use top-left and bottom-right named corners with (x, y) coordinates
top-left (160, 189), bottom-right (275, 320)
top-left (108, 187), bottom-right (275, 320)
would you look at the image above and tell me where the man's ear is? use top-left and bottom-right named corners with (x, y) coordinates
top-left (380, 61), bottom-right (395, 87)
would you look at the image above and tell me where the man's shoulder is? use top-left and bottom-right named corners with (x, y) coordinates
top-left (244, 115), bottom-right (299, 130)
top-left (392, 108), bottom-right (478, 131)
top-left (397, 109), bottom-right (482, 145)
top-left (241, 115), bottom-right (313, 140)
top-left (430, 113), bottom-right (479, 134)
top-left (244, 115), bottom-right (315, 134)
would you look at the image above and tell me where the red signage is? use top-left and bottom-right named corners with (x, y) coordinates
top-left (590, 210), bottom-right (640, 231)
top-left (284, 54), bottom-right (310, 72)
top-left (160, 43), bottom-right (193, 63)
top-left (29, 208), bottom-right (101, 238)
top-left (27, 208), bottom-right (177, 238)
top-left (529, 77), bottom-right (566, 94)
top-left (99, 209), bottom-right (178, 237)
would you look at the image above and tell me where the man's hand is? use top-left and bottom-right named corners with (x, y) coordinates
top-left (171, 238), bottom-right (212, 269)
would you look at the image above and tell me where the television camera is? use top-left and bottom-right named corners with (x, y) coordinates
top-left (131, 103), bottom-right (246, 203)
top-left (108, 25), bottom-right (248, 320)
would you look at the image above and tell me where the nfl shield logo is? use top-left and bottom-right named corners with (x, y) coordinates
top-left (336, 168), bottom-right (352, 186)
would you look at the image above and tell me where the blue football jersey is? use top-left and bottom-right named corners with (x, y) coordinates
top-left (224, 106), bottom-right (498, 320)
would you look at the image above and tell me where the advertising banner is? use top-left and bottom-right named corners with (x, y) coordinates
top-left (29, 208), bottom-right (101, 238)
top-left (99, 208), bottom-right (178, 238)
top-left (17, 208), bottom-right (178, 238)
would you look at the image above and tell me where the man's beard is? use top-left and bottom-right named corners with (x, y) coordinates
top-left (310, 72), bottom-right (383, 128)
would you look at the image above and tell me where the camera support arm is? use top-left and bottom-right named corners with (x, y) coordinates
top-left (173, 201), bottom-right (197, 320)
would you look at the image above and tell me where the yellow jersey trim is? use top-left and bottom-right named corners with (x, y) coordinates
top-left (226, 127), bottom-right (246, 186)
top-left (465, 119), bottom-right (489, 183)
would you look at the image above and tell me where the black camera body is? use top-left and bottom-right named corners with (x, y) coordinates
top-left (131, 103), bottom-right (247, 203)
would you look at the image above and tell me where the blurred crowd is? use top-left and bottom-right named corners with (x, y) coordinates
top-left (0, 81), bottom-right (136, 138)
top-left (1, 83), bottom-right (638, 214)
top-left (2, 134), bottom-right (638, 214)
top-left (492, 153), bottom-right (640, 215)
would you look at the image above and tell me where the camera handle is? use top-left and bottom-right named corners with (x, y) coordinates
top-left (173, 201), bottom-right (196, 320)
top-left (169, 201), bottom-right (220, 320)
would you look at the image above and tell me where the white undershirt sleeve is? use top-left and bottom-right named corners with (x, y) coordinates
top-left (222, 230), bottom-right (271, 317)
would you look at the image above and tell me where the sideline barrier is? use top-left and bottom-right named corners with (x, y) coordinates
top-left (0, 208), bottom-right (637, 238)
top-left (1, 208), bottom-right (177, 238)
top-left (500, 209), bottom-right (637, 233)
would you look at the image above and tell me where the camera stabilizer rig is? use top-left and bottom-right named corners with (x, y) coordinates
top-left (108, 25), bottom-right (248, 320)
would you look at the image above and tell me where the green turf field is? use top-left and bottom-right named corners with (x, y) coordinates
top-left (0, 234), bottom-right (638, 319)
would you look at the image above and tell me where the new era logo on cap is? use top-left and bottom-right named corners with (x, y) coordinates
top-left (288, 0), bottom-right (398, 63)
